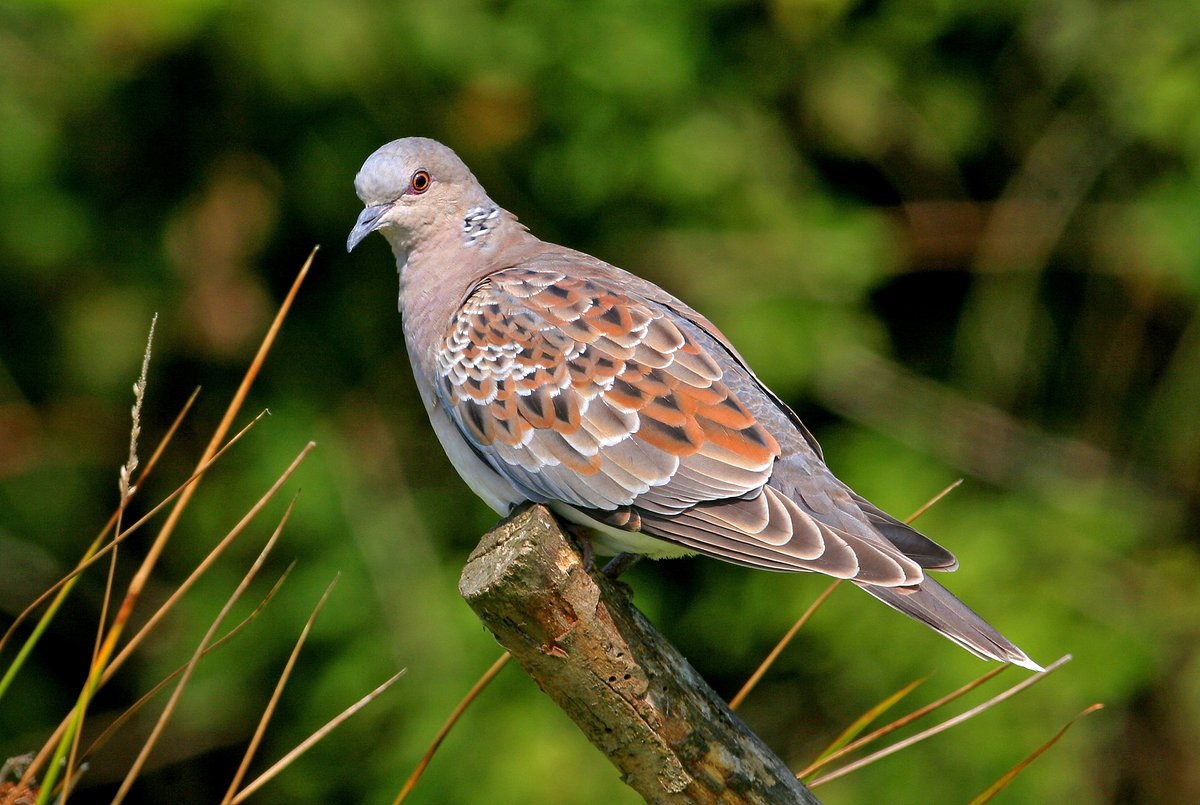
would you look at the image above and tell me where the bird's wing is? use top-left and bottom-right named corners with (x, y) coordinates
top-left (436, 265), bottom-right (923, 586)
top-left (847, 491), bottom-right (958, 570)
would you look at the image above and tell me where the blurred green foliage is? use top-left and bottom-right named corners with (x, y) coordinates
top-left (2, 0), bottom-right (1199, 802)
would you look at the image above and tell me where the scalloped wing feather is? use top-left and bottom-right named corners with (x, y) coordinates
top-left (436, 266), bottom-right (925, 586)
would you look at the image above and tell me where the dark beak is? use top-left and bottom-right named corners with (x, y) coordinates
top-left (346, 203), bottom-right (392, 252)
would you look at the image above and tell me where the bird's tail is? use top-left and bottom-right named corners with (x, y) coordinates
top-left (857, 577), bottom-right (1043, 671)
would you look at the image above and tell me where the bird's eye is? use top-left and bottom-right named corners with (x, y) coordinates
top-left (409, 169), bottom-right (431, 194)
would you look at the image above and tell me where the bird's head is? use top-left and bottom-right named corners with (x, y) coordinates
top-left (346, 137), bottom-right (489, 254)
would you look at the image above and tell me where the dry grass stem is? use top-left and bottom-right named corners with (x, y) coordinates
top-left (807, 675), bottom-right (928, 768)
top-left (393, 651), bottom-right (512, 805)
top-left (17, 251), bottom-right (313, 802)
top-left (807, 654), bottom-right (1072, 788)
top-left (797, 663), bottom-right (1009, 778)
top-left (968, 703), bottom-right (1103, 804)
top-left (110, 499), bottom-right (295, 804)
top-left (728, 581), bottom-right (840, 711)
top-left (23, 440), bottom-right (316, 796)
top-left (58, 314), bottom-right (160, 805)
top-left (78, 305), bottom-right (159, 787)
top-left (230, 669), bottom-right (407, 804)
top-left (89, 313), bottom-right (158, 741)
top-left (81, 564), bottom-right (295, 764)
top-left (68, 539), bottom-right (119, 798)
top-left (0, 386), bottom-right (199, 685)
top-left (126, 247), bottom-right (314, 630)
top-left (84, 314), bottom-right (157, 782)
top-left (903, 478), bottom-right (963, 523)
top-left (220, 572), bottom-right (340, 804)
top-left (0, 401), bottom-right (257, 660)
top-left (105, 441), bottom-right (315, 683)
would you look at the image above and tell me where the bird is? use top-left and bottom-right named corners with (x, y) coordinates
top-left (346, 136), bottom-right (1041, 671)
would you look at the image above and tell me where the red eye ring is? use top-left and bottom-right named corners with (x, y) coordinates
top-left (409, 169), bottom-right (431, 194)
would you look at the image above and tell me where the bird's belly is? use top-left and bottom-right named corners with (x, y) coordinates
top-left (550, 503), bottom-right (697, 559)
top-left (425, 402), bottom-right (526, 515)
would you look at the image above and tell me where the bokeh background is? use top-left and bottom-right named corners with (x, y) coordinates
top-left (2, 1), bottom-right (1199, 802)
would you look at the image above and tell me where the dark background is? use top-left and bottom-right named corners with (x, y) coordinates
top-left (2, 1), bottom-right (1198, 802)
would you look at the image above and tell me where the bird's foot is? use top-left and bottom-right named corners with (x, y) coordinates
top-left (601, 552), bottom-right (642, 579)
top-left (562, 521), bottom-right (597, 572)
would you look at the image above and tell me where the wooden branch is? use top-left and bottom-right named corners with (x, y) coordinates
top-left (459, 504), bottom-right (821, 805)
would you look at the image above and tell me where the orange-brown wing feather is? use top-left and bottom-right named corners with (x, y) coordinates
top-left (438, 267), bottom-right (778, 507)
top-left (436, 266), bottom-right (923, 585)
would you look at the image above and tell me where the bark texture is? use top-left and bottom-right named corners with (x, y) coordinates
top-left (459, 504), bottom-right (821, 804)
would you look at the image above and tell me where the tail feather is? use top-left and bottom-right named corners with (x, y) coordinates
top-left (849, 492), bottom-right (959, 570)
top-left (857, 577), bottom-right (1043, 671)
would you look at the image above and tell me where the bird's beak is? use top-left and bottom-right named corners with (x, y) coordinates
top-left (346, 203), bottom-right (393, 252)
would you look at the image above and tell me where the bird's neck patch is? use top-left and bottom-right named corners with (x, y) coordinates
top-left (462, 205), bottom-right (500, 247)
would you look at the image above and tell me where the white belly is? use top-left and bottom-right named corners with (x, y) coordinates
top-left (424, 401), bottom-right (525, 515)
top-left (550, 502), bottom-right (696, 559)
